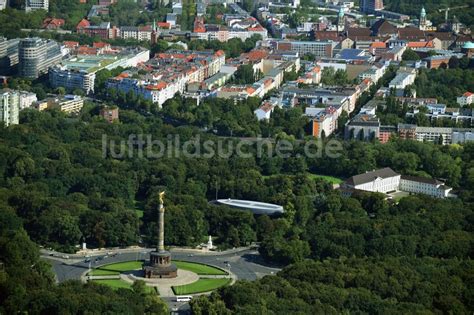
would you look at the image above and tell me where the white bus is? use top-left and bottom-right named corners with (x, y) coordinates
top-left (176, 296), bottom-right (193, 302)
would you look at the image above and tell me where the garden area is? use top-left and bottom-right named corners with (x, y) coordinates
top-left (172, 278), bottom-right (231, 295)
top-left (89, 260), bottom-right (231, 295)
top-left (89, 260), bottom-right (227, 276)
top-left (174, 261), bottom-right (227, 275)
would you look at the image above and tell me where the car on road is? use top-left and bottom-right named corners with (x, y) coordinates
top-left (84, 258), bottom-right (91, 263)
top-left (62, 255), bottom-right (69, 259)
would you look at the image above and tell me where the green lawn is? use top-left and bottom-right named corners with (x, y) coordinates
top-left (93, 279), bottom-right (156, 293)
top-left (174, 261), bottom-right (227, 275)
top-left (89, 261), bottom-right (143, 276)
top-left (172, 278), bottom-right (231, 295)
top-left (306, 173), bottom-right (343, 184)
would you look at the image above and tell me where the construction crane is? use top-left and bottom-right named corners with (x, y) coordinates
top-left (438, 5), bottom-right (469, 23)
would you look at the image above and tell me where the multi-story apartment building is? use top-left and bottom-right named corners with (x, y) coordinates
top-left (107, 50), bottom-right (225, 107)
top-left (0, 37), bottom-right (20, 75)
top-left (360, 0), bottom-right (384, 13)
top-left (414, 126), bottom-right (454, 145)
top-left (388, 67), bottom-right (416, 91)
top-left (25, 0), bottom-right (48, 11)
top-left (49, 46), bottom-right (149, 94)
top-left (19, 91), bottom-right (37, 110)
top-left (272, 40), bottom-right (335, 58)
top-left (307, 107), bottom-right (338, 138)
top-left (119, 26), bottom-right (153, 42)
top-left (18, 38), bottom-right (62, 79)
top-left (0, 89), bottom-right (20, 126)
top-left (345, 113), bottom-right (380, 140)
top-left (76, 20), bottom-right (117, 40)
top-left (35, 95), bottom-right (84, 114)
top-left (457, 92), bottom-right (473, 106)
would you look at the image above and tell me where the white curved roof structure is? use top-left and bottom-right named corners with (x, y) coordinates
top-left (216, 199), bottom-right (284, 215)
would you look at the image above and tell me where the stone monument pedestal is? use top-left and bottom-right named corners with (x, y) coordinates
top-left (143, 251), bottom-right (177, 278)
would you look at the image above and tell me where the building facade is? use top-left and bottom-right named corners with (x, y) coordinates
top-left (0, 89), bottom-right (20, 126)
top-left (49, 47), bottom-right (149, 94)
top-left (343, 168), bottom-right (453, 198)
top-left (25, 0), bottom-right (48, 11)
top-left (360, 0), bottom-right (383, 13)
top-left (400, 175), bottom-right (452, 198)
top-left (344, 168), bottom-right (400, 194)
top-left (0, 37), bottom-right (20, 75)
top-left (273, 40), bottom-right (335, 58)
top-left (18, 38), bottom-right (62, 79)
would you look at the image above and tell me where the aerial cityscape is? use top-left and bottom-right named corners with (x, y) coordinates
top-left (0, 0), bottom-right (473, 314)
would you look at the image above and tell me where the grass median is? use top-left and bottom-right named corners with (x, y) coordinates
top-left (172, 278), bottom-right (231, 295)
top-left (90, 260), bottom-right (226, 276)
top-left (174, 261), bottom-right (227, 275)
top-left (89, 261), bottom-right (143, 276)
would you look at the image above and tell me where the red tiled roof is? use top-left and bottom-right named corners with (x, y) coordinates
top-left (146, 82), bottom-right (167, 90)
top-left (370, 42), bottom-right (387, 48)
top-left (77, 46), bottom-right (99, 55)
top-left (157, 22), bottom-right (171, 29)
top-left (407, 41), bottom-right (434, 48)
top-left (43, 18), bottom-right (65, 29)
top-left (313, 31), bottom-right (340, 41)
top-left (259, 102), bottom-right (274, 113)
top-left (93, 42), bottom-right (109, 48)
top-left (463, 92), bottom-right (473, 97)
top-left (76, 18), bottom-right (90, 30)
top-left (246, 87), bottom-right (256, 94)
top-left (248, 26), bottom-right (264, 31)
top-left (63, 41), bottom-right (79, 48)
top-left (243, 50), bottom-right (268, 61)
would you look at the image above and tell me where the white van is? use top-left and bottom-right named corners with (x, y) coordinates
top-left (176, 296), bottom-right (192, 302)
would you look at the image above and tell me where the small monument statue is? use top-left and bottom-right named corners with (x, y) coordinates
top-left (207, 235), bottom-right (213, 250)
top-left (143, 191), bottom-right (177, 278)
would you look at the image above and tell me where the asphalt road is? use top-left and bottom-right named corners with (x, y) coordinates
top-left (43, 248), bottom-right (280, 285)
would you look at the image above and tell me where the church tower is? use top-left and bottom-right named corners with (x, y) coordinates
top-left (337, 7), bottom-right (345, 33)
top-left (419, 6), bottom-right (427, 30)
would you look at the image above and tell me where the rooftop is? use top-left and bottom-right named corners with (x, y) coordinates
top-left (216, 199), bottom-right (284, 215)
top-left (345, 168), bottom-right (400, 186)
